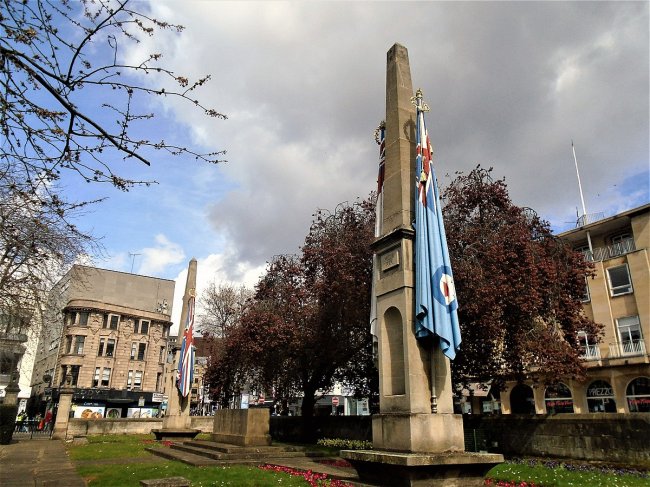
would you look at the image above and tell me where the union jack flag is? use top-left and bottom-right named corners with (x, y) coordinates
top-left (177, 295), bottom-right (195, 397)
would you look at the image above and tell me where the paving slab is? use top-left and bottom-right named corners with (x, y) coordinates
top-left (0, 438), bottom-right (85, 487)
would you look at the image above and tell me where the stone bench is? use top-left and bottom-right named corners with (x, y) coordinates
top-left (140, 476), bottom-right (191, 487)
top-left (151, 428), bottom-right (200, 441)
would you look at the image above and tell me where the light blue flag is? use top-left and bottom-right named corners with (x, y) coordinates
top-left (413, 92), bottom-right (462, 360)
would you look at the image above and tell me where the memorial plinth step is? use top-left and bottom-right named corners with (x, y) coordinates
top-left (147, 440), bottom-right (327, 467)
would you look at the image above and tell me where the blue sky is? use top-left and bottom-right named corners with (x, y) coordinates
top-left (48, 1), bottom-right (648, 330)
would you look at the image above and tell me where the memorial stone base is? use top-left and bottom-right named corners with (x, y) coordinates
top-left (341, 412), bottom-right (503, 486)
top-left (212, 408), bottom-right (271, 447)
top-left (341, 450), bottom-right (504, 487)
top-left (151, 414), bottom-right (199, 441)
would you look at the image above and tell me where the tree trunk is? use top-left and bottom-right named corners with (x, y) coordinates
top-left (300, 390), bottom-right (317, 442)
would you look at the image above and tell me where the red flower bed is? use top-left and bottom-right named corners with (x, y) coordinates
top-left (259, 464), bottom-right (353, 487)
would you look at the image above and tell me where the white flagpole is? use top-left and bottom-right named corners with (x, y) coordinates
top-left (572, 141), bottom-right (593, 254)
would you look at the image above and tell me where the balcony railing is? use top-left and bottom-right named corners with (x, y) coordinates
top-left (608, 339), bottom-right (647, 358)
top-left (582, 238), bottom-right (636, 262)
top-left (576, 212), bottom-right (605, 227)
top-left (580, 344), bottom-right (601, 361)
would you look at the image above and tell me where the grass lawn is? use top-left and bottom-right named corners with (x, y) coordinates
top-left (487, 460), bottom-right (649, 487)
top-left (76, 462), bottom-right (310, 487)
top-left (67, 435), bottom-right (649, 487)
top-left (67, 434), bottom-right (344, 486)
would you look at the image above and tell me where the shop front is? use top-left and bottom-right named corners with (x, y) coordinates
top-left (52, 388), bottom-right (165, 419)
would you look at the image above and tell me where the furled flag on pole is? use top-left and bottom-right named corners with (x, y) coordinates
top-left (370, 121), bottom-right (386, 355)
top-left (413, 89), bottom-right (462, 360)
top-left (177, 295), bottom-right (195, 397)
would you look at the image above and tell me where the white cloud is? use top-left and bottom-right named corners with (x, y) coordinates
top-left (75, 1), bottom-right (648, 291)
top-left (169, 248), bottom-right (266, 334)
top-left (137, 234), bottom-right (186, 276)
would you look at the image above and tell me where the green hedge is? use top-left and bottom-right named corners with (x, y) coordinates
top-left (0, 404), bottom-right (18, 444)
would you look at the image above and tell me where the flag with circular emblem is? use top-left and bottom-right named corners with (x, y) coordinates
top-left (413, 93), bottom-right (461, 360)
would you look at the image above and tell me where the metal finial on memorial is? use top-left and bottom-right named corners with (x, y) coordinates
top-left (410, 88), bottom-right (430, 112)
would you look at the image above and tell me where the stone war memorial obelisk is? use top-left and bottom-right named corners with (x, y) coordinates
top-left (152, 258), bottom-right (200, 440)
top-left (341, 44), bottom-right (503, 486)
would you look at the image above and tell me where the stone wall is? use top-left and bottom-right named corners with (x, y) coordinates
top-left (270, 415), bottom-right (372, 442)
top-left (66, 418), bottom-right (162, 437)
top-left (189, 416), bottom-right (214, 432)
top-left (464, 414), bottom-right (650, 467)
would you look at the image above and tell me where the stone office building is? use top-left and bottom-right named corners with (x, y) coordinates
top-left (502, 203), bottom-right (649, 414)
top-left (30, 265), bottom-right (175, 418)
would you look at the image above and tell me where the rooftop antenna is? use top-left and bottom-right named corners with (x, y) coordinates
top-left (572, 141), bottom-right (593, 254)
top-left (128, 252), bottom-right (141, 273)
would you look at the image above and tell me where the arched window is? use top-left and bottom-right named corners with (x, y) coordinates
top-left (587, 380), bottom-right (616, 412)
top-left (626, 377), bottom-right (650, 412)
top-left (510, 384), bottom-right (535, 414)
top-left (545, 383), bottom-right (574, 414)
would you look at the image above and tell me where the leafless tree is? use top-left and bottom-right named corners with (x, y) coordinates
top-left (1, 0), bottom-right (226, 199)
top-left (0, 0), bottom-right (226, 326)
top-left (198, 282), bottom-right (252, 338)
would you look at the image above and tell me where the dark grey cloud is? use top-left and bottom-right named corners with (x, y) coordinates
top-left (138, 1), bottom-right (648, 270)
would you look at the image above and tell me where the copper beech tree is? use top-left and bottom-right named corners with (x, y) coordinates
top-left (205, 199), bottom-right (377, 419)
top-left (442, 166), bottom-right (601, 388)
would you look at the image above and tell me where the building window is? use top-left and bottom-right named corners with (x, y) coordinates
top-left (587, 380), bottom-right (616, 412)
top-left (137, 343), bottom-right (146, 361)
top-left (134, 319), bottom-right (150, 335)
top-left (626, 377), bottom-right (650, 413)
top-left (581, 277), bottom-right (590, 302)
top-left (69, 311), bottom-right (89, 326)
top-left (156, 372), bottom-right (162, 391)
top-left (70, 365), bottom-right (80, 386)
top-left (104, 313), bottom-right (120, 330)
top-left (611, 232), bottom-right (634, 256)
top-left (74, 335), bottom-right (85, 355)
top-left (134, 370), bottom-right (143, 390)
top-left (65, 335), bottom-right (73, 354)
top-left (606, 264), bottom-right (633, 296)
top-left (101, 367), bottom-right (111, 387)
top-left (577, 331), bottom-right (600, 360)
top-left (127, 370), bottom-right (143, 391)
top-left (617, 316), bottom-right (645, 356)
top-left (159, 346), bottom-right (166, 363)
top-left (130, 342), bottom-right (137, 360)
top-left (78, 312), bottom-right (89, 326)
top-left (93, 367), bottom-right (111, 387)
top-left (544, 383), bottom-right (574, 414)
top-left (98, 338), bottom-right (116, 357)
top-left (162, 325), bottom-right (168, 338)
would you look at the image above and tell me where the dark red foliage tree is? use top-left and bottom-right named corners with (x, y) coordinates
top-left (207, 198), bottom-right (377, 425)
top-left (442, 166), bottom-right (602, 387)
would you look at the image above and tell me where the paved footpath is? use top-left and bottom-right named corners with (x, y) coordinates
top-left (0, 438), bottom-right (86, 487)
